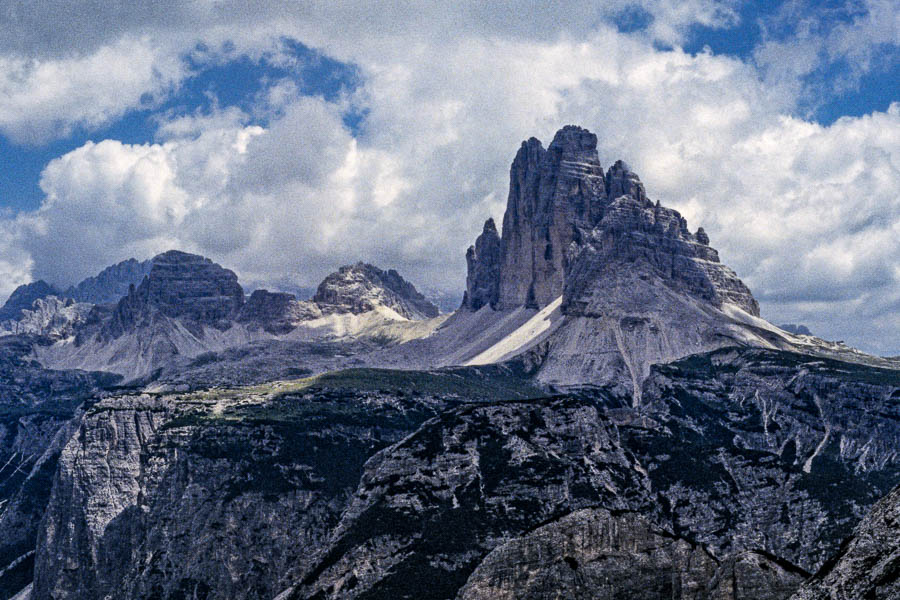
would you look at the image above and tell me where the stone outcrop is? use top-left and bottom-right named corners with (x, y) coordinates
top-left (789, 483), bottom-right (900, 600)
top-left (65, 257), bottom-right (154, 305)
top-left (464, 125), bottom-right (758, 317)
top-left (313, 262), bottom-right (439, 320)
top-left (463, 218), bottom-right (502, 310)
top-left (106, 250), bottom-right (244, 337)
top-left (289, 396), bottom-right (651, 600)
top-left (0, 296), bottom-right (92, 340)
top-left (0, 281), bottom-right (59, 322)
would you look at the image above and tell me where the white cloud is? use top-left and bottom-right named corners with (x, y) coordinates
top-left (0, 36), bottom-right (185, 144)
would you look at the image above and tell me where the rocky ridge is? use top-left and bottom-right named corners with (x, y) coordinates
top-left (25, 252), bottom-right (443, 382)
top-left (63, 257), bottom-right (154, 305)
top-left (0, 257), bottom-right (154, 327)
top-left (464, 125), bottom-right (758, 316)
top-left (313, 262), bottom-right (439, 320)
top-left (0, 282), bottom-right (59, 323)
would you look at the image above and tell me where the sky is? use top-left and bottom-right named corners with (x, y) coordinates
top-left (0, 1), bottom-right (899, 354)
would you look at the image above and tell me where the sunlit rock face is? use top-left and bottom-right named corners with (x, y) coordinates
top-left (313, 262), bottom-right (439, 320)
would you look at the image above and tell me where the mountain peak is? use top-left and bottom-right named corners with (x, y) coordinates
top-left (106, 250), bottom-right (244, 336)
top-left (0, 280), bottom-right (60, 322)
top-left (467, 125), bottom-right (758, 317)
top-left (313, 262), bottom-right (439, 320)
top-left (605, 158), bottom-right (648, 204)
top-left (548, 124), bottom-right (598, 153)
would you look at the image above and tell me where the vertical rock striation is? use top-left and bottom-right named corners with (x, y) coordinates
top-left (464, 218), bottom-right (502, 310)
top-left (105, 250), bottom-right (244, 337)
top-left (464, 125), bottom-right (758, 317)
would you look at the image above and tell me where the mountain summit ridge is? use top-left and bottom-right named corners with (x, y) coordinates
top-left (464, 124), bottom-right (758, 317)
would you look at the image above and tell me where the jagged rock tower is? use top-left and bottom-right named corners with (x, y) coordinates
top-left (464, 125), bottom-right (758, 317)
top-left (462, 125), bottom-right (772, 396)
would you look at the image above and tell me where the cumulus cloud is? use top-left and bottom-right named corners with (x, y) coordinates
top-left (0, 2), bottom-right (899, 354)
top-left (0, 37), bottom-right (185, 144)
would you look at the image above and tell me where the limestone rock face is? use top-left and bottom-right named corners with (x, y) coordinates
top-left (789, 483), bottom-right (900, 600)
top-left (0, 281), bottom-right (59, 322)
top-left (466, 124), bottom-right (758, 317)
top-left (0, 336), bottom-right (117, 598)
top-left (238, 289), bottom-right (319, 334)
top-left (65, 257), bottom-right (154, 305)
top-left (458, 509), bottom-right (805, 600)
top-left (498, 126), bottom-right (606, 309)
top-left (107, 250), bottom-right (244, 336)
top-left (313, 262), bottom-right (439, 320)
top-left (290, 396), bottom-right (651, 600)
top-left (464, 218), bottom-right (502, 310)
top-left (30, 369), bottom-right (532, 600)
top-left (0, 296), bottom-right (93, 340)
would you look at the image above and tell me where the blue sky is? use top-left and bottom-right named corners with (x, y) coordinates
top-left (0, 0), bottom-right (899, 353)
top-left (1, 40), bottom-right (362, 213)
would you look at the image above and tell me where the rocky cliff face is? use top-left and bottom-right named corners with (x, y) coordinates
top-left (31, 368), bottom-right (539, 600)
top-left (0, 336), bottom-right (118, 599)
top-left (313, 262), bottom-right (439, 320)
top-left (458, 510), bottom-right (805, 600)
top-left (64, 257), bottom-right (154, 305)
top-left (495, 127), bottom-right (606, 309)
top-left (789, 483), bottom-right (900, 600)
top-left (464, 125), bottom-right (757, 317)
top-left (628, 348), bottom-right (900, 571)
top-left (0, 282), bottom-right (59, 322)
top-left (279, 348), bottom-right (899, 599)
